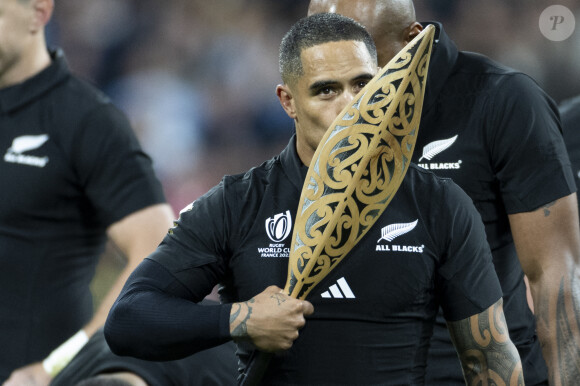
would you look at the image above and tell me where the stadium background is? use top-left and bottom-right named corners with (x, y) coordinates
top-left (47, 0), bottom-right (580, 305)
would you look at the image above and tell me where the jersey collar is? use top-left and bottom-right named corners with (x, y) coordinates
top-left (0, 49), bottom-right (70, 114)
top-left (279, 134), bottom-right (309, 192)
top-left (420, 22), bottom-right (459, 115)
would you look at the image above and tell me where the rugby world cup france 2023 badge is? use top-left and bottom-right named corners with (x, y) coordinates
top-left (259, 210), bottom-right (292, 258)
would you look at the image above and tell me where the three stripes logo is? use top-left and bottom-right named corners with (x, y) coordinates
top-left (321, 277), bottom-right (355, 299)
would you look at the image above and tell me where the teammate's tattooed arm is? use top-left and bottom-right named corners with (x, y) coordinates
top-left (509, 194), bottom-right (580, 385)
top-left (447, 299), bottom-right (524, 386)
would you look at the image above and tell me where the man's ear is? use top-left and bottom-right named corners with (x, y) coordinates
top-left (276, 84), bottom-right (297, 119)
top-left (403, 22), bottom-right (423, 45)
top-left (30, 0), bottom-right (54, 33)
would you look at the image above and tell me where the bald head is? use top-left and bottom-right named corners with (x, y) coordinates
top-left (308, 0), bottom-right (422, 66)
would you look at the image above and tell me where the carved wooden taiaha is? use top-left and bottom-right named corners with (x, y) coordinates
top-left (286, 24), bottom-right (435, 300)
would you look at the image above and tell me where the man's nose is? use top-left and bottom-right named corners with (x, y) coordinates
top-left (337, 90), bottom-right (357, 111)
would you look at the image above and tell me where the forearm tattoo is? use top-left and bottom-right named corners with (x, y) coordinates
top-left (448, 299), bottom-right (524, 386)
top-left (535, 268), bottom-right (580, 385)
top-left (230, 298), bottom-right (255, 339)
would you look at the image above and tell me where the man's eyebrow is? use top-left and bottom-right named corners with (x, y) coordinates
top-left (308, 73), bottom-right (375, 92)
top-left (355, 73), bottom-right (375, 82)
top-left (309, 80), bottom-right (337, 92)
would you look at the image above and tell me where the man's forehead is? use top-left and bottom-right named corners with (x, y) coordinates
top-left (300, 40), bottom-right (374, 70)
top-left (295, 41), bottom-right (376, 91)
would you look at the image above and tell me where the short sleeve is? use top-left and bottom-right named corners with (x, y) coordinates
top-left (489, 73), bottom-right (575, 213)
top-left (72, 103), bottom-right (166, 226)
top-left (560, 96), bottom-right (580, 197)
top-left (436, 181), bottom-right (503, 321)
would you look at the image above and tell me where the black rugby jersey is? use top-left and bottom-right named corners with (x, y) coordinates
top-left (561, 95), bottom-right (580, 212)
top-left (416, 23), bottom-right (574, 385)
top-left (0, 50), bottom-right (165, 380)
top-left (108, 136), bottom-right (501, 385)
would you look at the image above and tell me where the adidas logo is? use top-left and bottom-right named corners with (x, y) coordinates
top-left (321, 277), bottom-right (355, 299)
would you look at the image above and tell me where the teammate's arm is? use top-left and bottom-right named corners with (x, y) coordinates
top-left (447, 298), bottom-right (524, 385)
top-left (509, 193), bottom-right (580, 385)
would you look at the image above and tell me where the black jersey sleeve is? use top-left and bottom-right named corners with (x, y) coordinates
top-left (105, 259), bottom-right (232, 361)
top-left (106, 181), bottom-right (236, 360)
top-left (489, 73), bottom-right (575, 213)
top-left (70, 103), bottom-right (166, 226)
top-left (435, 180), bottom-right (503, 321)
top-left (560, 96), bottom-right (580, 206)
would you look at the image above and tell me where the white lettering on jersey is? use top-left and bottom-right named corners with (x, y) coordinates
top-left (376, 220), bottom-right (424, 254)
top-left (417, 135), bottom-right (462, 171)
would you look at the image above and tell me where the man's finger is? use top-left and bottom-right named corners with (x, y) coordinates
top-left (301, 300), bottom-right (314, 316)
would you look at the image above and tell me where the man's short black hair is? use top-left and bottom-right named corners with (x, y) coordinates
top-left (279, 12), bottom-right (377, 84)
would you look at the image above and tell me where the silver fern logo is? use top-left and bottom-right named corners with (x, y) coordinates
top-left (376, 220), bottom-right (424, 253)
top-left (377, 220), bottom-right (418, 242)
top-left (265, 210), bottom-right (292, 242)
top-left (4, 134), bottom-right (50, 167)
top-left (418, 135), bottom-right (458, 162)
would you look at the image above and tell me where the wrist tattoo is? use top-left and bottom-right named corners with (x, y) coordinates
top-left (230, 298), bottom-right (255, 339)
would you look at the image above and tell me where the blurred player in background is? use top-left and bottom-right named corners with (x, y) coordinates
top-left (0, 0), bottom-right (173, 384)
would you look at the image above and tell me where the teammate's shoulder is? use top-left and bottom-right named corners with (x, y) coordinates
top-left (454, 51), bottom-right (544, 100)
top-left (58, 73), bottom-right (111, 106)
top-left (456, 51), bottom-right (540, 88)
top-left (456, 50), bottom-right (517, 76)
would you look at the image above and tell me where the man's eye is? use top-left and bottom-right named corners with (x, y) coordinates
top-left (319, 87), bottom-right (333, 95)
top-left (355, 81), bottom-right (369, 91)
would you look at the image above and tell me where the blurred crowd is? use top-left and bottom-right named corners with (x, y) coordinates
top-left (48, 0), bottom-right (580, 213)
